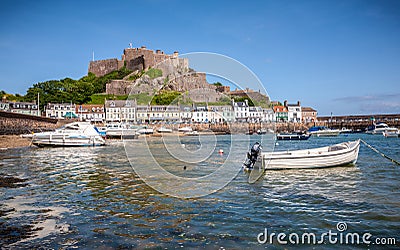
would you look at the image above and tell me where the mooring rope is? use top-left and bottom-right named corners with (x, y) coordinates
top-left (360, 139), bottom-right (400, 166)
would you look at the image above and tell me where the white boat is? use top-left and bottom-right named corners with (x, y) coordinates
top-left (105, 123), bottom-right (139, 139)
top-left (276, 132), bottom-right (311, 140)
top-left (308, 126), bottom-right (340, 137)
top-left (244, 140), bottom-right (360, 170)
top-left (257, 129), bottom-right (267, 135)
top-left (383, 130), bottom-right (399, 138)
top-left (94, 126), bottom-right (107, 137)
top-left (184, 130), bottom-right (199, 136)
top-left (340, 127), bottom-right (353, 133)
top-left (31, 122), bottom-right (105, 147)
top-left (137, 127), bottom-right (154, 134)
top-left (157, 127), bottom-right (173, 133)
top-left (366, 123), bottom-right (398, 135)
top-left (178, 126), bottom-right (193, 133)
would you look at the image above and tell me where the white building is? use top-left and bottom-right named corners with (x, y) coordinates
top-left (46, 103), bottom-right (76, 119)
top-left (233, 100), bottom-right (249, 122)
top-left (136, 105), bottom-right (150, 123)
top-left (209, 105), bottom-right (235, 123)
top-left (284, 100), bottom-right (302, 123)
top-left (104, 100), bottom-right (136, 123)
top-left (76, 104), bottom-right (105, 122)
top-left (7, 101), bottom-right (40, 116)
top-left (262, 108), bottom-right (275, 122)
top-left (248, 106), bottom-right (263, 123)
top-left (192, 106), bottom-right (210, 123)
top-left (180, 106), bottom-right (192, 123)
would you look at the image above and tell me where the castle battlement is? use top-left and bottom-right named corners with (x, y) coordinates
top-left (89, 46), bottom-right (188, 77)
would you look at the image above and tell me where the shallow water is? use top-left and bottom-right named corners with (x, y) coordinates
top-left (0, 134), bottom-right (399, 248)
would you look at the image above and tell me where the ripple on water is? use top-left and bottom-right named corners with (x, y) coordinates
top-left (0, 134), bottom-right (399, 248)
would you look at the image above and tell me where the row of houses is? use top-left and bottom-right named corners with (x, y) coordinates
top-left (0, 100), bottom-right (317, 124)
top-left (47, 100), bottom-right (317, 124)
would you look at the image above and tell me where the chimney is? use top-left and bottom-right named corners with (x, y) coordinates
top-left (173, 51), bottom-right (179, 58)
top-left (284, 100), bottom-right (287, 107)
top-left (245, 99), bottom-right (248, 106)
top-left (297, 101), bottom-right (301, 106)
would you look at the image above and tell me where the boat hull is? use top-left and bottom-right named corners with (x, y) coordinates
top-left (32, 135), bottom-right (105, 147)
top-left (255, 140), bottom-right (360, 170)
top-left (276, 134), bottom-right (311, 140)
top-left (310, 130), bottom-right (340, 137)
top-left (106, 129), bottom-right (139, 139)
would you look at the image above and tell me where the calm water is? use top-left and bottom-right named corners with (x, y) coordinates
top-left (0, 134), bottom-right (399, 249)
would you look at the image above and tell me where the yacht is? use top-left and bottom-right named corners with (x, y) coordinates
top-left (365, 123), bottom-right (398, 135)
top-left (31, 122), bottom-right (105, 147)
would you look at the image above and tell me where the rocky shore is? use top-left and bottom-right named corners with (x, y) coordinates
top-left (0, 135), bottom-right (31, 149)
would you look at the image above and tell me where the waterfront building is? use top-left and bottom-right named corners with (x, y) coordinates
top-left (104, 100), bottom-right (136, 123)
top-left (0, 101), bottom-right (10, 112)
top-left (180, 105), bottom-right (192, 123)
top-left (262, 108), bottom-right (275, 123)
top-left (76, 104), bottom-right (105, 122)
top-left (136, 105), bottom-right (150, 123)
top-left (273, 105), bottom-right (288, 122)
top-left (209, 105), bottom-right (235, 123)
top-left (248, 106), bottom-right (263, 123)
top-left (192, 105), bottom-right (210, 123)
top-left (284, 100), bottom-right (302, 123)
top-left (150, 105), bottom-right (180, 123)
top-left (302, 107), bottom-right (318, 123)
top-left (45, 103), bottom-right (76, 119)
top-left (8, 101), bottom-right (40, 116)
top-left (233, 100), bottom-right (249, 122)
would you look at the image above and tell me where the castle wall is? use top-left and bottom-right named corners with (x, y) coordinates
top-left (88, 58), bottom-right (119, 76)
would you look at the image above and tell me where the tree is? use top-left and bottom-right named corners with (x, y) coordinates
top-left (212, 82), bottom-right (223, 86)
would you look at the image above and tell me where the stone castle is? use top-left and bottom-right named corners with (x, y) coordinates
top-left (88, 45), bottom-right (270, 104)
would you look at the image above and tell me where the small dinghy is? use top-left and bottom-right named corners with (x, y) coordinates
top-left (244, 140), bottom-right (360, 170)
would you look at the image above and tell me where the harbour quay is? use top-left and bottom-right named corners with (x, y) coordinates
top-left (315, 114), bottom-right (400, 131)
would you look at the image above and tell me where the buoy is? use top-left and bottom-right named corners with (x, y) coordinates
top-left (218, 149), bottom-right (224, 154)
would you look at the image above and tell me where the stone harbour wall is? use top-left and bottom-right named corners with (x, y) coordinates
top-left (0, 111), bottom-right (58, 135)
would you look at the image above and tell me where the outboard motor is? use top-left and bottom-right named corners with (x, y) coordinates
top-left (243, 142), bottom-right (262, 169)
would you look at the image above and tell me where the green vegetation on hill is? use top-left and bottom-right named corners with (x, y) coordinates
top-left (0, 90), bottom-right (24, 102)
top-left (151, 91), bottom-right (182, 105)
top-left (88, 94), bottom-right (129, 104)
top-left (6, 67), bottom-right (132, 110)
top-left (145, 68), bottom-right (163, 79)
top-left (212, 82), bottom-right (223, 87)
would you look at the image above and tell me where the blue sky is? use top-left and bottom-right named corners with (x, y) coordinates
top-left (0, 0), bottom-right (399, 116)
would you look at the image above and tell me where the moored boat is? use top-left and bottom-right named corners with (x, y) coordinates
top-left (31, 122), bottom-right (105, 147)
top-left (184, 130), bottom-right (199, 136)
top-left (244, 140), bottom-right (360, 170)
top-left (276, 132), bottom-right (311, 140)
top-left (308, 126), bottom-right (340, 137)
top-left (383, 130), bottom-right (399, 138)
top-left (366, 123), bottom-right (398, 135)
top-left (105, 123), bottom-right (139, 139)
top-left (137, 127), bottom-right (154, 135)
top-left (157, 127), bottom-right (173, 133)
top-left (178, 127), bottom-right (193, 133)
